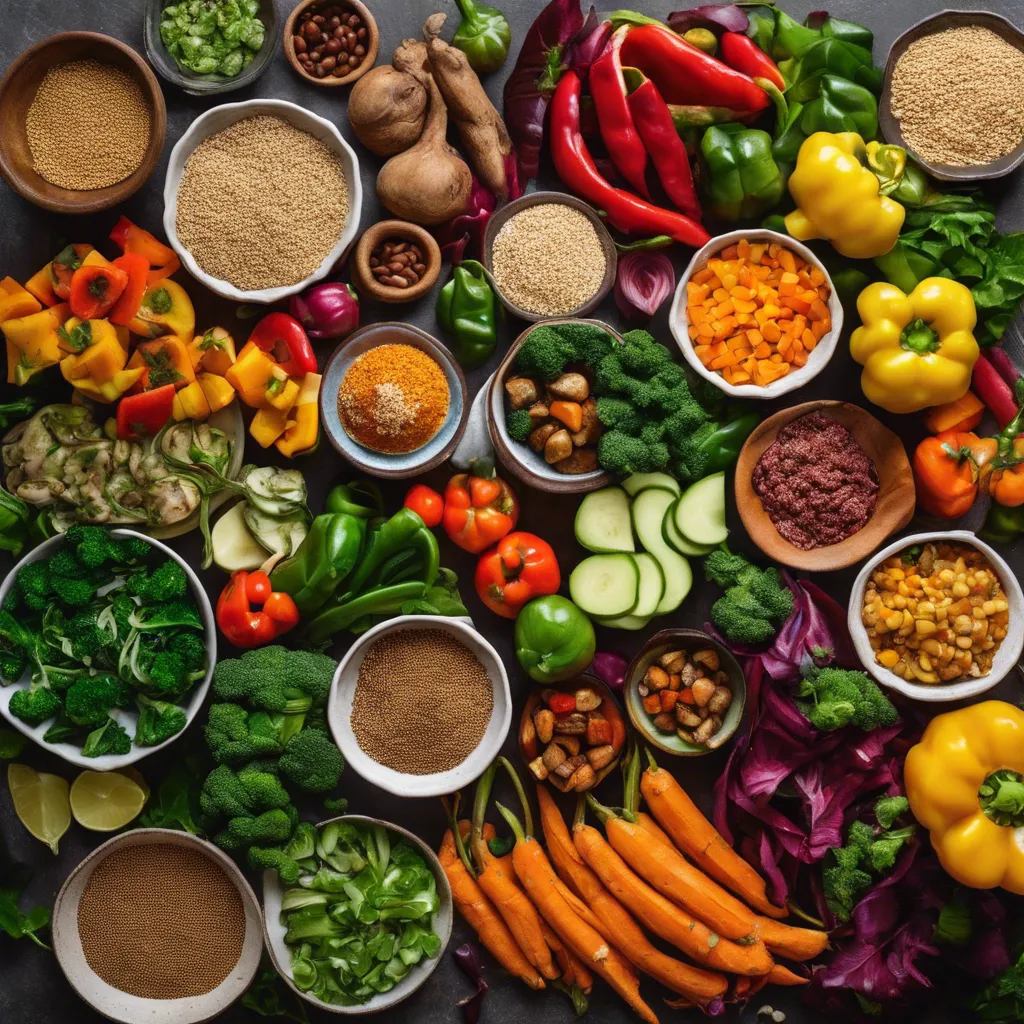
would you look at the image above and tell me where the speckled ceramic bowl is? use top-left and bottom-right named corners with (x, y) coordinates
top-left (319, 322), bottom-right (468, 479)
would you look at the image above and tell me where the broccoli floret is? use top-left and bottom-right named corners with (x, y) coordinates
top-left (129, 598), bottom-right (202, 632)
top-left (618, 330), bottom-right (672, 378)
top-left (747, 567), bottom-right (795, 621)
top-left (211, 647), bottom-right (336, 714)
top-left (224, 808), bottom-right (295, 847)
top-left (108, 592), bottom-right (137, 643)
top-left (704, 547), bottom-right (794, 646)
top-left (704, 547), bottom-right (758, 588)
top-left (709, 596), bottom-right (777, 645)
top-left (505, 408), bottom-right (534, 443)
top-left (63, 609), bottom-right (111, 663)
top-left (0, 611), bottom-right (36, 681)
top-left (82, 717), bottom-right (131, 757)
top-left (146, 650), bottom-right (194, 702)
top-left (126, 561), bottom-right (189, 603)
top-left (64, 526), bottom-right (133, 570)
top-left (247, 844), bottom-right (301, 883)
top-left (595, 397), bottom-right (646, 436)
top-left (874, 796), bottom-right (910, 830)
top-left (8, 681), bottom-right (61, 726)
top-left (279, 729), bottom-right (344, 794)
top-left (597, 430), bottom-right (670, 476)
top-left (205, 702), bottom-right (291, 765)
top-left (796, 667), bottom-right (899, 733)
top-left (65, 674), bottom-right (131, 727)
top-left (134, 694), bottom-right (187, 747)
top-left (47, 550), bottom-right (98, 607)
top-left (168, 631), bottom-right (206, 672)
top-left (554, 322), bottom-right (615, 366)
top-left (12, 561), bottom-right (50, 612)
top-left (0, 640), bottom-right (28, 681)
top-left (323, 796), bottom-right (349, 813)
top-left (199, 764), bottom-right (292, 820)
top-left (513, 325), bottom-right (576, 381)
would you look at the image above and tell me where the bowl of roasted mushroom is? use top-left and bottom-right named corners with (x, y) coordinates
top-left (519, 676), bottom-right (627, 792)
top-left (624, 629), bottom-right (746, 756)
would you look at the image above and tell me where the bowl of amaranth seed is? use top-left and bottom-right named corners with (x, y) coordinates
top-left (733, 400), bottom-right (916, 572)
top-left (163, 98), bottom-right (361, 303)
top-left (326, 615), bottom-right (511, 798)
top-left (51, 828), bottom-right (263, 1024)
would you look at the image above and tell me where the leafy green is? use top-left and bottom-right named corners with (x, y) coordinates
top-left (160, 0), bottom-right (264, 77)
top-left (242, 965), bottom-right (311, 1022)
top-left (0, 834), bottom-right (50, 949)
top-left (971, 945), bottom-right (1024, 1021)
top-left (0, 728), bottom-right (26, 759)
top-left (138, 760), bottom-right (204, 833)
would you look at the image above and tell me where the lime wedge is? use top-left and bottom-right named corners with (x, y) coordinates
top-left (70, 770), bottom-right (146, 832)
top-left (8, 763), bottom-right (71, 854)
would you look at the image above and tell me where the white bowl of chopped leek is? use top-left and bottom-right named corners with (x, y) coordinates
top-left (261, 815), bottom-right (453, 1014)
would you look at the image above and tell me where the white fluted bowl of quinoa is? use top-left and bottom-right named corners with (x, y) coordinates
top-left (848, 531), bottom-right (1024, 703)
top-left (163, 98), bottom-right (361, 303)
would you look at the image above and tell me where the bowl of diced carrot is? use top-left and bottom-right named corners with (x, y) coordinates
top-left (669, 230), bottom-right (843, 399)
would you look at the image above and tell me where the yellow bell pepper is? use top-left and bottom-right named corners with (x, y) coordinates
top-left (24, 264), bottom-right (59, 308)
top-left (70, 367), bottom-right (146, 403)
top-left (906, 701), bottom-right (1024, 893)
top-left (196, 372), bottom-right (237, 413)
top-left (250, 405), bottom-right (291, 448)
top-left (60, 320), bottom-right (127, 385)
top-left (265, 367), bottom-right (300, 414)
top-left (80, 250), bottom-right (115, 271)
top-left (850, 278), bottom-right (979, 414)
top-left (785, 132), bottom-right (906, 259)
top-left (0, 278), bottom-right (42, 323)
top-left (3, 303), bottom-right (70, 384)
top-left (172, 381), bottom-right (212, 422)
top-left (276, 372), bottom-right (321, 458)
top-left (127, 337), bottom-right (197, 392)
top-left (128, 279), bottom-right (195, 341)
top-left (189, 326), bottom-right (237, 377)
top-left (226, 341), bottom-right (277, 405)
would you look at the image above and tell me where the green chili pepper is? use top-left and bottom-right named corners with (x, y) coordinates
top-left (436, 259), bottom-right (498, 369)
top-left (888, 162), bottom-right (930, 208)
top-left (451, 0), bottom-right (511, 73)
top-left (699, 123), bottom-right (783, 222)
top-left (695, 412), bottom-right (761, 475)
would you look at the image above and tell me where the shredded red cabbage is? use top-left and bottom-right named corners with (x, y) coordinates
top-left (434, 177), bottom-right (496, 266)
top-left (667, 4), bottom-right (749, 35)
top-left (567, 7), bottom-right (612, 75)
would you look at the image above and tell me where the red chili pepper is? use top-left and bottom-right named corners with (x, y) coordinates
top-left (108, 253), bottom-right (150, 326)
top-left (116, 384), bottom-right (177, 441)
top-left (589, 27), bottom-right (650, 199)
top-left (620, 24), bottom-right (770, 113)
top-left (404, 483), bottom-right (444, 528)
top-left (548, 693), bottom-right (577, 714)
top-left (972, 353), bottom-right (1019, 430)
top-left (442, 461), bottom-right (519, 554)
top-left (473, 531), bottom-right (560, 619)
top-left (627, 75), bottom-right (702, 222)
top-left (550, 71), bottom-right (710, 248)
top-left (216, 570), bottom-right (300, 648)
top-left (109, 216), bottom-right (181, 285)
top-left (719, 32), bottom-right (786, 92)
top-left (68, 264), bottom-right (129, 321)
top-left (248, 312), bottom-right (318, 378)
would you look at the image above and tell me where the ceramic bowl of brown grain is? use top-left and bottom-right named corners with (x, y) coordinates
top-left (733, 400), bottom-right (916, 573)
top-left (880, 10), bottom-right (1024, 181)
top-left (52, 829), bottom-right (263, 1024)
top-left (0, 32), bottom-right (166, 214)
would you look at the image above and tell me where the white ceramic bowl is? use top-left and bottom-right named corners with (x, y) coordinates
top-left (262, 814), bottom-right (453, 1015)
top-left (848, 530), bottom-right (1024, 703)
top-left (669, 229), bottom-right (843, 400)
top-left (163, 98), bottom-right (362, 303)
top-left (0, 529), bottom-right (216, 769)
top-left (327, 616), bottom-right (511, 798)
top-left (52, 829), bottom-right (263, 1024)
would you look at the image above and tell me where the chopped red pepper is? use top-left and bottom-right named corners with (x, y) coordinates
top-left (473, 531), bottom-right (560, 619)
top-left (109, 216), bottom-right (180, 285)
top-left (718, 32), bottom-right (786, 93)
top-left (248, 312), bottom-right (318, 378)
top-left (547, 693), bottom-right (577, 714)
top-left (404, 483), bottom-right (444, 528)
top-left (49, 244), bottom-right (93, 300)
top-left (69, 264), bottom-right (129, 320)
top-left (116, 384), bottom-right (177, 441)
top-left (442, 461), bottom-right (519, 554)
top-left (108, 252), bottom-right (150, 326)
top-left (216, 570), bottom-right (300, 649)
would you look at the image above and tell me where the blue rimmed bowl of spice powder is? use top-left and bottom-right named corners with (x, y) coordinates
top-left (320, 322), bottom-right (469, 479)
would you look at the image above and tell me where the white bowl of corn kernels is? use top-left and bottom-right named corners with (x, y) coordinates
top-left (848, 530), bottom-right (1024, 703)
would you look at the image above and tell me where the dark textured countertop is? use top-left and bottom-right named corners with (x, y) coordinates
top-left (0, 0), bottom-right (1022, 1022)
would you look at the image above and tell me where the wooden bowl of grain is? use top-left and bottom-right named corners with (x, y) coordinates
top-left (0, 32), bottom-right (166, 214)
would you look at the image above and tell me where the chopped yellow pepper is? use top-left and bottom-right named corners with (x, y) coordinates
top-left (128, 279), bottom-right (195, 341)
top-left (172, 380), bottom-right (212, 421)
top-left (0, 278), bottom-right (42, 323)
top-left (127, 337), bottom-right (197, 391)
top-left (60, 319), bottom-right (127, 385)
top-left (906, 701), bottom-right (1024, 893)
top-left (196, 372), bottom-right (237, 413)
top-left (189, 326), bottom-right (237, 376)
top-left (3, 303), bottom-right (71, 385)
top-left (276, 372), bottom-right (321, 458)
top-left (250, 405), bottom-right (291, 448)
top-left (226, 341), bottom-right (277, 405)
top-left (265, 368), bottom-right (300, 414)
top-left (71, 367), bottom-right (146, 403)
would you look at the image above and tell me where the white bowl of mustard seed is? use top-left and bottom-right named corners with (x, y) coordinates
top-left (163, 98), bottom-right (362, 304)
top-left (327, 616), bottom-right (511, 798)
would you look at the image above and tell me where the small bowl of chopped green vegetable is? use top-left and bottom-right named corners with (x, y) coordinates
top-left (144, 0), bottom-right (278, 95)
top-left (0, 528), bottom-right (216, 771)
top-left (261, 815), bottom-right (453, 1014)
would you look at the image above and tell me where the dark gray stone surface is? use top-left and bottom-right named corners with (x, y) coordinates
top-left (0, 0), bottom-right (1022, 1021)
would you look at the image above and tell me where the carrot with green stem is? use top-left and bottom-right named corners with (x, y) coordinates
top-left (471, 762), bottom-right (561, 980)
top-left (495, 757), bottom-right (660, 1024)
top-left (540, 920), bottom-right (595, 993)
top-left (538, 786), bottom-right (728, 1005)
top-left (620, 737), bottom-right (675, 848)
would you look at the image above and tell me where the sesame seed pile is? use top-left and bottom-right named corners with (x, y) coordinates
top-left (351, 629), bottom-right (494, 775)
top-left (176, 115), bottom-right (349, 291)
top-left (77, 843), bottom-right (245, 999)
top-left (491, 204), bottom-right (607, 316)
top-left (891, 26), bottom-right (1024, 167)
top-left (26, 60), bottom-right (151, 190)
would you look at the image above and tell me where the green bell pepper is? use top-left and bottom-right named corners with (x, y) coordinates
top-left (437, 259), bottom-right (498, 370)
top-left (325, 480), bottom-right (383, 519)
top-left (798, 74), bottom-right (878, 139)
top-left (514, 595), bottom-right (596, 684)
top-left (451, 0), bottom-right (511, 73)
top-left (695, 411), bottom-right (761, 475)
top-left (700, 123), bottom-right (783, 222)
top-left (269, 513), bottom-right (366, 618)
top-left (980, 503), bottom-right (1024, 545)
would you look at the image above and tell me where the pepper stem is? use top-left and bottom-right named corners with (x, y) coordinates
top-left (899, 318), bottom-right (941, 355)
top-left (497, 755), bottom-right (535, 838)
top-left (471, 762), bottom-right (496, 872)
top-left (979, 768), bottom-right (1024, 828)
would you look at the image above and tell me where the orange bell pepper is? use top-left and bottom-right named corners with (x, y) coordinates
top-left (110, 216), bottom-right (180, 285)
top-left (923, 391), bottom-right (985, 435)
top-left (48, 244), bottom-right (95, 300)
top-left (275, 373), bottom-right (320, 458)
top-left (473, 532), bottom-right (561, 618)
top-left (442, 460), bottom-right (519, 553)
top-left (0, 278), bottom-right (42, 323)
top-left (127, 337), bottom-right (196, 392)
top-left (108, 253), bottom-right (150, 326)
top-left (69, 264), bottom-right (129, 321)
top-left (913, 430), bottom-right (994, 518)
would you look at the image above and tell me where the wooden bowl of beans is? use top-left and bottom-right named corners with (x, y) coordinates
top-left (283, 0), bottom-right (379, 86)
top-left (351, 220), bottom-right (442, 304)
top-left (0, 32), bottom-right (166, 214)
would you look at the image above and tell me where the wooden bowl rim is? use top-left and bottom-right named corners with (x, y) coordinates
top-left (350, 219), bottom-right (442, 304)
top-left (0, 31), bottom-right (167, 214)
top-left (282, 0), bottom-right (379, 87)
top-left (733, 399), bottom-right (916, 572)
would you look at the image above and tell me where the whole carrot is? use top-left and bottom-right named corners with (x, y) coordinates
top-left (768, 964), bottom-right (810, 986)
top-left (641, 751), bottom-right (788, 918)
top-left (538, 787), bottom-right (728, 1006)
top-left (573, 821), bottom-right (774, 976)
top-left (540, 920), bottom-right (594, 993)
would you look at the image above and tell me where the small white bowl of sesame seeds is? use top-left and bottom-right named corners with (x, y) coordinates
top-left (163, 98), bottom-right (362, 304)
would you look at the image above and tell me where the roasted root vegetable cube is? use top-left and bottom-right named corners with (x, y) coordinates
top-left (652, 713), bottom-right (677, 734)
top-left (542, 744), bottom-right (566, 771)
top-left (574, 687), bottom-right (602, 712)
top-left (534, 708), bottom-right (555, 745)
top-left (551, 735), bottom-right (581, 757)
top-left (554, 712), bottom-right (587, 735)
top-left (658, 650), bottom-right (687, 674)
top-left (691, 678), bottom-right (716, 708)
top-left (586, 745), bottom-right (616, 771)
top-left (555, 755), bottom-right (586, 780)
top-left (660, 690), bottom-right (679, 712)
top-left (528, 757), bottom-right (549, 781)
top-left (643, 694), bottom-right (662, 716)
top-left (586, 715), bottom-right (613, 747)
top-left (569, 763), bottom-right (596, 791)
top-left (644, 666), bottom-right (670, 692)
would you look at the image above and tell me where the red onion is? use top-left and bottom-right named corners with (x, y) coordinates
top-left (590, 650), bottom-right (628, 691)
top-left (667, 4), bottom-right (749, 35)
top-left (614, 251), bottom-right (676, 323)
top-left (290, 282), bottom-right (359, 341)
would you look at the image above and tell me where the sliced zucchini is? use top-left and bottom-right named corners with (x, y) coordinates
top-left (595, 613), bottom-right (653, 631)
top-left (622, 472), bottom-right (680, 498)
top-left (243, 504), bottom-right (310, 558)
top-left (663, 497), bottom-right (714, 557)
top-left (632, 487), bottom-right (693, 614)
top-left (676, 472), bottom-right (728, 547)
top-left (569, 554), bottom-right (639, 619)
top-left (211, 502), bottom-right (267, 572)
top-left (630, 552), bottom-right (665, 618)
top-left (240, 465), bottom-right (308, 517)
top-left (574, 487), bottom-right (635, 553)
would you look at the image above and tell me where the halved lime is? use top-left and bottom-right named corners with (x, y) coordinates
top-left (70, 770), bottom-right (146, 832)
